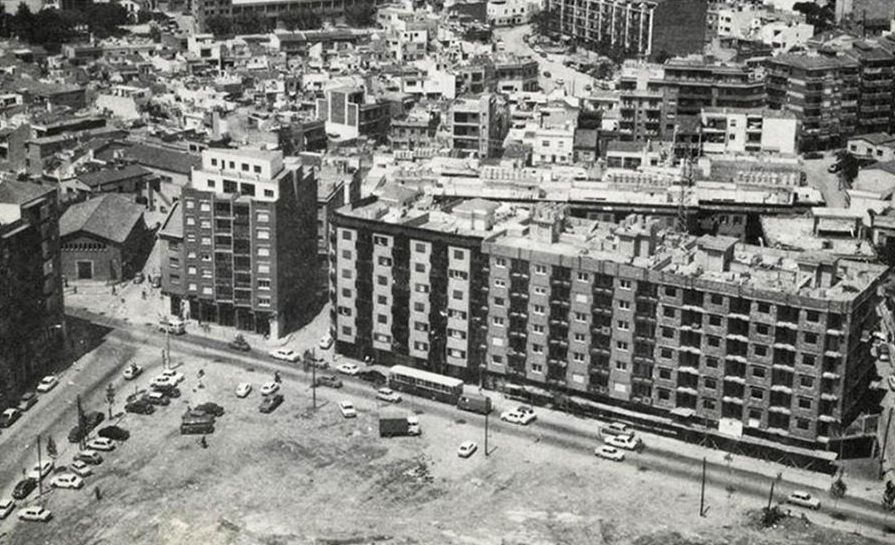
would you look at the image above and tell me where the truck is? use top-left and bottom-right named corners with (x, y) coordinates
top-left (457, 393), bottom-right (492, 415)
top-left (378, 412), bottom-right (421, 438)
top-left (180, 412), bottom-right (215, 435)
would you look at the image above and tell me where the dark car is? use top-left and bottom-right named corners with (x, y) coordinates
top-left (803, 151), bottom-right (823, 160)
top-left (67, 411), bottom-right (105, 443)
top-left (357, 369), bottom-right (388, 385)
top-left (75, 450), bottom-right (104, 465)
top-left (259, 394), bottom-right (284, 414)
top-left (18, 391), bottom-right (38, 411)
top-left (98, 425), bottom-right (130, 441)
top-left (228, 335), bottom-right (251, 352)
top-left (12, 478), bottom-right (37, 500)
top-left (125, 399), bottom-right (155, 415)
top-left (146, 392), bottom-right (170, 406)
top-left (151, 384), bottom-right (181, 398)
top-left (194, 402), bottom-right (225, 417)
top-left (315, 375), bottom-right (343, 389)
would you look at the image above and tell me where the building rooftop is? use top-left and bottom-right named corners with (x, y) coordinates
top-left (769, 53), bottom-right (858, 70)
top-left (0, 179), bottom-right (52, 207)
top-left (77, 164), bottom-right (151, 188)
top-left (850, 132), bottom-right (895, 146)
top-left (59, 194), bottom-right (144, 244)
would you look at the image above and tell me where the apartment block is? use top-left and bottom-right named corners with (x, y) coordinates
top-left (551, 0), bottom-right (656, 57)
top-left (449, 93), bottom-right (509, 159)
top-left (700, 107), bottom-right (799, 155)
top-left (765, 53), bottom-right (860, 152)
top-left (159, 148), bottom-right (317, 338)
top-left (330, 189), bottom-right (492, 381)
top-left (844, 41), bottom-right (895, 136)
top-left (192, 0), bottom-right (357, 33)
top-left (662, 58), bottom-right (765, 117)
top-left (315, 86), bottom-right (391, 143)
top-left (0, 180), bottom-right (65, 407)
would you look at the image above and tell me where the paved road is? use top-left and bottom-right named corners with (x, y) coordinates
top-left (802, 153), bottom-right (848, 208)
top-left (4, 308), bottom-right (883, 534)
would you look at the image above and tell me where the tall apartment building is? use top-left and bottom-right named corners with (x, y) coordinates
top-left (159, 148), bottom-right (317, 338)
top-left (315, 86), bottom-right (391, 143)
top-left (192, 0), bottom-right (359, 32)
top-left (330, 189), bottom-right (492, 380)
top-left (700, 107), bottom-right (799, 155)
top-left (449, 93), bottom-right (509, 158)
top-left (0, 180), bottom-right (65, 407)
top-left (332, 193), bottom-right (887, 449)
top-left (844, 41), bottom-right (895, 136)
top-left (765, 53), bottom-right (860, 152)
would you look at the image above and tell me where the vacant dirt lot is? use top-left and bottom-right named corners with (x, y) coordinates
top-left (2, 350), bottom-right (891, 545)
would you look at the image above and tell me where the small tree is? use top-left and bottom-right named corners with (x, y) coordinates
top-left (836, 150), bottom-right (860, 190)
top-left (46, 436), bottom-right (57, 459)
top-left (105, 383), bottom-right (115, 420)
top-left (883, 481), bottom-right (895, 516)
top-left (830, 475), bottom-right (847, 499)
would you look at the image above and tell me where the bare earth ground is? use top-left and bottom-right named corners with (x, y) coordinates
top-left (2, 343), bottom-right (890, 545)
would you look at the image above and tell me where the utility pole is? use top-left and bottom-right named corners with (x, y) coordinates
top-left (484, 410), bottom-right (490, 457)
top-left (312, 360), bottom-right (317, 410)
top-left (767, 472), bottom-right (782, 511)
top-left (699, 457), bottom-right (708, 517)
top-left (36, 435), bottom-right (43, 496)
top-left (880, 407), bottom-right (894, 479)
top-left (165, 324), bottom-right (171, 369)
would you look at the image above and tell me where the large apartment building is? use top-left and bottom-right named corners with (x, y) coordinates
top-left (192, 0), bottom-right (364, 32)
top-left (0, 180), bottom-right (65, 407)
top-left (765, 53), bottom-right (860, 152)
top-left (449, 93), bottom-right (509, 159)
top-left (159, 148), bottom-right (317, 338)
top-left (551, 0), bottom-right (657, 57)
top-left (332, 192), bottom-right (887, 449)
top-left (700, 107), bottom-right (800, 155)
top-left (844, 41), bottom-right (895, 136)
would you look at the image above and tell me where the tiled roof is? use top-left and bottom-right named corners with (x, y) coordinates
top-left (0, 179), bottom-right (53, 206)
top-left (77, 165), bottom-right (151, 188)
top-left (59, 194), bottom-right (144, 244)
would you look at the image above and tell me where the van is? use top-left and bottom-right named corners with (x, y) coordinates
top-left (180, 414), bottom-right (215, 435)
top-left (159, 317), bottom-right (185, 335)
top-left (457, 394), bottom-right (492, 415)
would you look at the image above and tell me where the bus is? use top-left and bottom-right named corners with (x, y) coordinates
top-left (180, 414), bottom-right (215, 435)
top-left (388, 365), bottom-right (464, 404)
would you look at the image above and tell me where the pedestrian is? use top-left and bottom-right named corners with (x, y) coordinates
top-left (94, 486), bottom-right (102, 501)
top-left (142, 289), bottom-right (147, 300)
top-left (200, 436), bottom-right (208, 449)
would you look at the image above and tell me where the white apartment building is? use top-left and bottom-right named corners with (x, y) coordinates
top-left (700, 107), bottom-right (800, 155)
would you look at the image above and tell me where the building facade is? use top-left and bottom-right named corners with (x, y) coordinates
top-left (0, 180), bottom-right (65, 407)
top-left (449, 93), bottom-right (509, 158)
top-left (551, 0), bottom-right (657, 57)
top-left (159, 148), bottom-right (317, 338)
top-left (700, 107), bottom-right (799, 155)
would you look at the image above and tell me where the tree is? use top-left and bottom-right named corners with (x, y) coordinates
top-left (792, 2), bottom-right (834, 33)
top-left (205, 15), bottom-right (233, 37)
top-left (46, 436), bottom-right (57, 458)
top-left (105, 383), bottom-right (115, 420)
top-left (344, 2), bottom-right (375, 28)
top-left (280, 10), bottom-right (321, 31)
top-left (12, 3), bottom-right (34, 42)
top-left (830, 475), bottom-right (847, 499)
top-left (531, 7), bottom-right (558, 37)
top-left (233, 12), bottom-right (269, 34)
top-left (654, 49), bottom-right (673, 64)
top-left (884, 481), bottom-right (895, 512)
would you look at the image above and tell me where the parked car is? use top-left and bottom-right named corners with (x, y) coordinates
top-left (69, 460), bottom-right (93, 477)
top-left (315, 375), bottom-right (343, 389)
top-left (133, 271), bottom-right (145, 284)
top-left (309, 357), bottom-right (329, 370)
top-left (457, 441), bottom-right (478, 458)
top-left (604, 434), bottom-right (642, 451)
top-left (879, 344), bottom-right (890, 362)
top-left (18, 506), bottom-right (52, 522)
top-left (17, 391), bottom-right (38, 411)
top-left (376, 388), bottom-right (402, 403)
top-left (318, 334), bottom-right (334, 350)
top-left (269, 348), bottom-right (300, 362)
top-left (357, 369), bottom-right (388, 385)
top-left (75, 450), bottom-right (104, 465)
top-left (125, 399), bottom-right (155, 415)
top-left (151, 375), bottom-right (176, 389)
top-left (98, 426), bottom-right (130, 441)
top-left (228, 335), bottom-right (251, 352)
top-left (160, 369), bottom-right (185, 384)
top-left (50, 474), bottom-right (84, 490)
top-left (11, 478), bottom-right (37, 500)
top-left (601, 422), bottom-right (633, 438)
top-left (123, 363), bottom-right (143, 381)
top-left (336, 363), bottom-right (359, 376)
top-left (259, 394), bottom-right (284, 414)
top-left (595, 445), bottom-right (625, 462)
top-left (27, 461), bottom-right (54, 480)
top-left (86, 438), bottom-right (116, 451)
top-left (150, 384), bottom-right (181, 398)
top-left (787, 491), bottom-right (821, 510)
top-left (499, 409), bottom-right (536, 425)
top-left (803, 151), bottom-right (824, 160)
top-left (68, 411), bottom-right (105, 443)
top-left (36, 375), bottom-right (58, 393)
top-left (195, 402), bottom-right (225, 417)
top-left (0, 498), bottom-right (14, 520)
top-left (146, 391), bottom-right (170, 406)
top-left (0, 408), bottom-right (21, 428)
top-left (260, 382), bottom-right (280, 396)
top-left (235, 383), bottom-right (252, 398)
top-left (158, 317), bottom-right (185, 335)
top-left (338, 401), bottom-right (357, 418)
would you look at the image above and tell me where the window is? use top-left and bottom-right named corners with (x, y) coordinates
top-left (798, 397), bottom-right (812, 410)
top-left (258, 264), bottom-right (269, 274)
top-left (534, 264), bottom-right (547, 275)
top-left (453, 290), bottom-right (464, 300)
top-left (754, 345), bottom-right (767, 357)
top-left (616, 341), bottom-right (629, 351)
top-left (201, 269), bottom-right (212, 279)
top-left (257, 297), bottom-right (271, 307)
top-left (796, 418), bottom-right (810, 430)
top-left (577, 272), bottom-right (589, 282)
top-left (453, 249), bottom-right (465, 260)
top-left (756, 324), bottom-right (769, 335)
top-left (373, 235), bottom-right (389, 246)
top-left (377, 314), bottom-right (388, 324)
top-left (256, 212), bottom-right (269, 223)
top-left (664, 287), bottom-right (677, 297)
top-left (707, 336), bottom-right (720, 347)
top-left (263, 190), bottom-right (274, 198)
top-left (661, 327), bottom-right (674, 339)
top-left (806, 311), bottom-right (819, 323)
top-left (258, 279), bottom-right (271, 290)
top-left (750, 387), bottom-right (764, 400)
top-left (658, 368), bottom-right (672, 379)
top-left (757, 302), bottom-right (770, 313)
top-left (799, 375), bottom-right (814, 388)
top-left (532, 344), bottom-right (544, 354)
top-left (200, 201), bottom-right (211, 212)
top-left (709, 315), bottom-right (722, 326)
top-left (185, 199), bottom-right (195, 209)
top-left (207, 180), bottom-right (216, 189)
top-left (704, 377), bottom-right (717, 389)
top-left (706, 356), bottom-right (719, 368)
top-left (187, 266), bottom-right (197, 275)
top-left (802, 354), bottom-right (816, 367)
top-left (575, 312), bottom-right (587, 322)
top-left (448, 309), bottom-right (467, 319)
top-left (253, 165), bottom-right (262, 174)
top-left (256, 229), bottom-right (269, 240)
top-left (803, 332), bottom-right (817, 344)
top-left (533, 286), bottom-right (547, 295)
top-left (414, 263), bottom-right (426, 273)
top-left (710, 294), bottom-right (723, 305)
top-left (337, 306), bottom-right (352, 316)
top-left (186, 216), bottom-right (196, 226)
top-left (188, 283), bottom-right (197, 291)
top-left (201, 237), bottom-right (212, 246)
top-left (531, 363), bottom-right (544, 374)
top-left (492, 316), bottom-right (505, 326)
top-left (342, 230), bottom-right (353, 241)
top-left (342, 288), bottom-right (353, 298)
top-left (752, 366), bottom-right (766, 378)
top-left (660, 347), bottom-right (673, 359)
top-left (619, 279), bottom-right (632, 290)
top-left (341, 250), bottom-right (352, 259)
top-left (615, 360), bottom-right (627, 370)
top-left (414, 242), bottom-right (426, 253)
top-left (377, 295), bottom-right (388, 305)
top-left (574, 333), bottom-right (586, 342)
top-left (414, 341), bottom-right (429, 351)
top-left (377, 275), bottom-right (388, 286)
top-left (257, 247), bottom-right (269, 257)
top-left (415, 283), bottom-right (430, 293)
top-left (494, 279), bottom-right (506, 288)
top-left (533, 305), bottom-right (545, 315)
top-left (618, 300), bottom-right (630, 310)
top-left (342, 269), bottom-right (352, 279)
top-left (533, 324), bottom-right (545, 334)
top-left (414, 321), bottom-right (429, 332)
top-left (617, 320), bottom-right (629, 330)
top-left (573, 352), bottom-right (585, 363)
top-left (494, 257), bottom-right (507, 268)
top-left (378, 256), bottom-right (392, 267)
top-left (663, 306), bottom-right (675, 318)
top-left (413, 302), bottom-right (425, 312)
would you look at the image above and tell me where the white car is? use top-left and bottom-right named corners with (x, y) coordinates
top-left (319, 334), bottom-right (334, 350)
top-left (458, 440), bottom-right (478, 458)
top-left (376, 388), bottom-right (401, 403)
top-left (50, 473), bottom-right (84, 489)
top-left (86, 438), bottom-right (116, 451)
top-left (27, 460), bottom-right (54, 480)
top-left (500, 410), bottom-right (536, 425)
top-left (787, 491), bottom-right (821, 510)
top-left (336, 363), bottom-right (359, 376)
top-left (161, 369), bottom-right (185, 384)
top-left (123, 364), bottom-right (143, 380)
top-left (260, 382), bottom-right (280, 396)
top-left (595, 445), bottom-right (625, 462)
top-left (18, 506), bottom-right (51, 522)
top-left (602, 422), bottom-right (633, 437)
top-left (235, 383), bottom-right (252, 398)
top-left (0, 498), bottom-right (14, 520)
top-left (69, 460), bottom-right (93, 477)
top-left (36, 375), bottom-right (58, 393)
top-left (338, 401), bottom-right (357, 418)
top-left (151, 375), bottom-right (176, 388)
top-left (269, 348), bottom-right (301, 362)
top-left (604, 434), bottom-right (641, 451)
